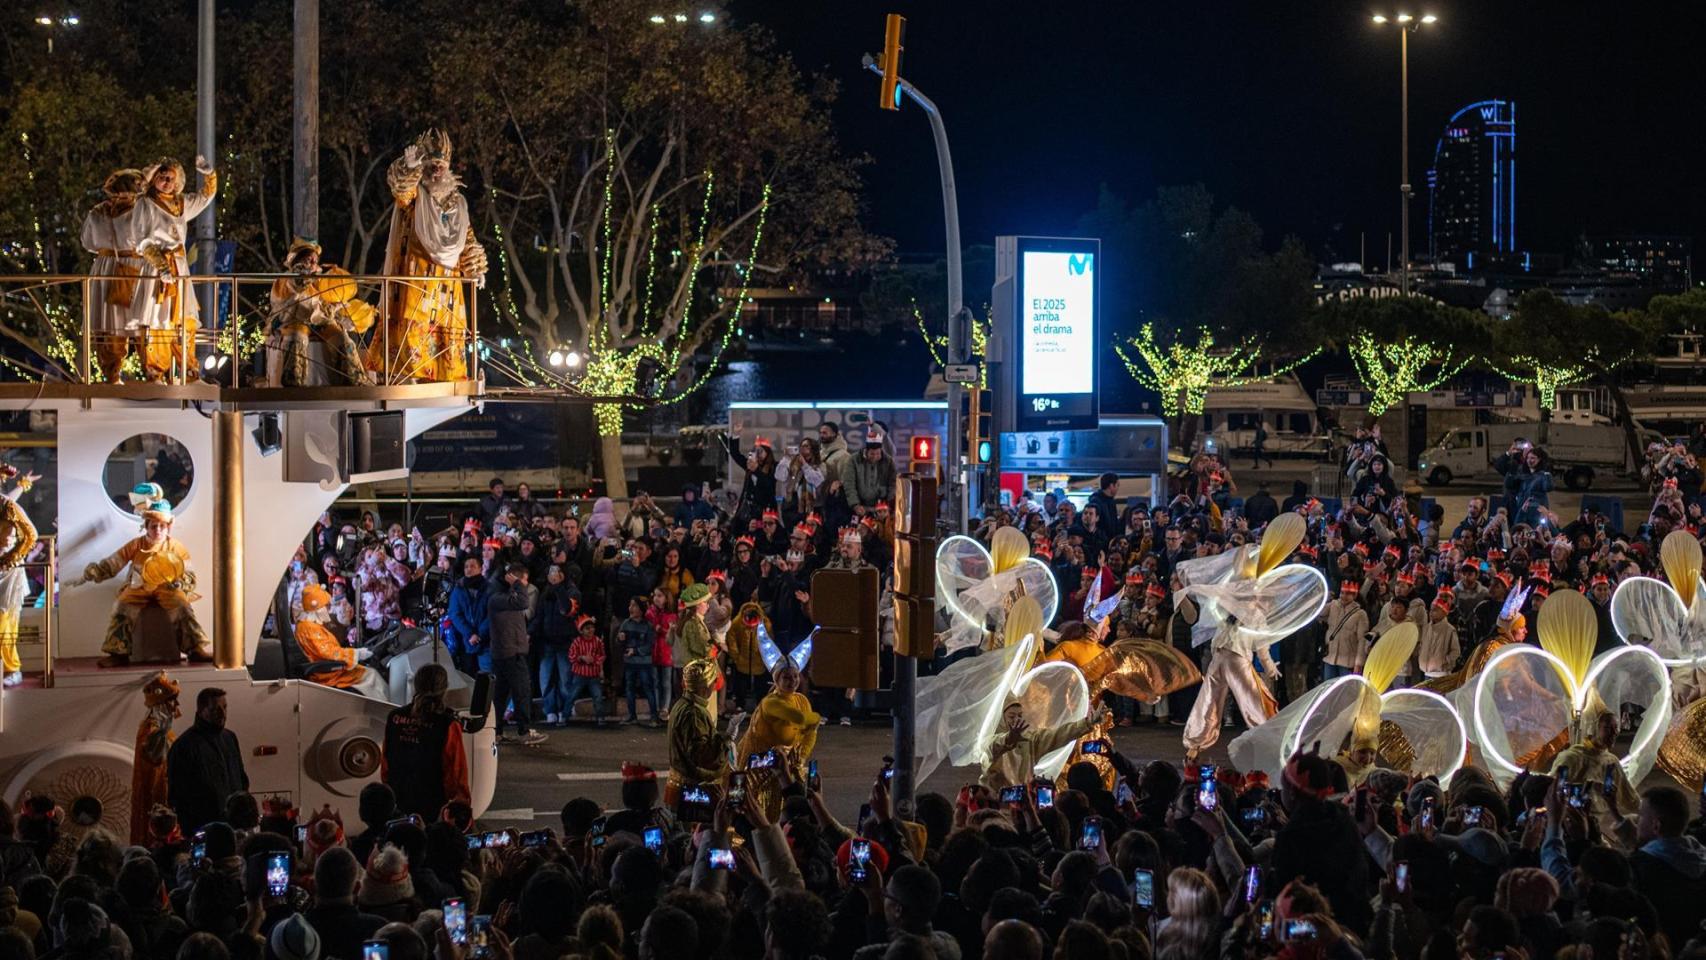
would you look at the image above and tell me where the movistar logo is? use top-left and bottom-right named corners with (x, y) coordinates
top-left (1067, 253), bottom-right (1092, 275)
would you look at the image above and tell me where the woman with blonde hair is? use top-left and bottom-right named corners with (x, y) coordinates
top-left (1154, 867), bottom-right (1221, 960)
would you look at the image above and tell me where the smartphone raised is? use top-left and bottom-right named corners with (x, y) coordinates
top-left (1131, 868), bottom-right (1154, 909)
top-left (469, 916), bottom-right (493, 960)
top-left (363, 942), bottom-right (389, 960)
top-left (849, 838), bottom-right (872, 882)
top-left (1199, 764), bottom-right (1217, 784)
top-left (519, 829), bottom-right (551, 849)
top-left (999, 784), bottom-right (1027, 805)
top-left (1603, 765), bottom-right (1617, 798)
top-left (748, 750), bottom-right (779, 770)
top-left (807, 759), bottom-right (821, 793)
top-left (191, 831), bottom-right (207, 863)
top-left (1114, 781), bottom-right (1135, 806)
top-left (708, 848), bottom-right (736, 871)
top-left (1285, 919), bottom-right (1318, 941)
top-left (1081, 739), bottom-right (1110, 755)
top-left (1197, 779), bottom-right (1218, 813)
top-left (442, 899), bottom-right (467, 946)
top-left (481, 831), bottom-right (512, 849)
top-left (265, 852), bottom-right (291, 898)
top-left (728, 772), bottom-right (748, 803)
top-left (1035, 785), bottom-right (1055, 809)
top-left (677, 784), bottom-right (715, 823)
top-left (1395, 861), bottom-right (1410, 894)
top-left (294, 824), bottom-right (309, 846)
top-left (1079, 817), bottom-right (1103, 851)
top-left (1244, 865), bottom-right (1261, 903)
top-left (1258, 902), bottom-right (1275, 940)
top-left (1466, 804), bottom-right (1485, 826)
top-left (644, 826), bottom-right (665, 853)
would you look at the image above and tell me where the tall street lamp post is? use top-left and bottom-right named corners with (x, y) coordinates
top-left (1371, 12), bottom-right (1436, 295)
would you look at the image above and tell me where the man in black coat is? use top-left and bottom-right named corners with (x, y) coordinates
top-left (166, 687), bottom-right (248, 834)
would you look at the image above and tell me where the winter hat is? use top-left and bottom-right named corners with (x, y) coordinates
top-left (270, 913), bottom-right (323, 960)
top-left (1436, 827), bottom-right (1508, 869)
top-left (358, 844), bottom-right (415, 906)
top-left (200, 821), bottom-right (238, 860)
top-left (57, 899), bottom-right (109, 948)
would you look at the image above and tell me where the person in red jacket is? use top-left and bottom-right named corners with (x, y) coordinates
top-left (564, 615), bottom-right (608, 727)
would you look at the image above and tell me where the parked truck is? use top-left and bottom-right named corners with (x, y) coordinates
top-left (1417, 421), bottom-right (1665, 490)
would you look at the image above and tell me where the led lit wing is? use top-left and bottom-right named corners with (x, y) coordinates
top-left (1009, 659), bottom-right (1091, 780)
top-left (1610, 575), bottom-right (1706, 666)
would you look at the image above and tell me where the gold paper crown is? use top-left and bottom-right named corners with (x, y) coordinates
top-left (421, 127), bottom-right (453, 163)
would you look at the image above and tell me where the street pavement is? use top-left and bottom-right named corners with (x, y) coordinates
top-left (479, 717), bottom-right (1230, 830)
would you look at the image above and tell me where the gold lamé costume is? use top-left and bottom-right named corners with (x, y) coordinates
top-left (734, 684), bottom-right (819, 819)
top-left (84, 511), bottom-right (208, 661)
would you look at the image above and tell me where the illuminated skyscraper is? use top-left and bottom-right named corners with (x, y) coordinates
top-left (1427, 99), bottom-right (1516, 270)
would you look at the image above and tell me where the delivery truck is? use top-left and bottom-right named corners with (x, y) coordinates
top-left (1417, 421), bottom-right (1665, 490)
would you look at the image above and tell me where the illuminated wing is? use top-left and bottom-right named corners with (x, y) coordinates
top-left (936, 535), bottom-right (994, 629)
top-left (1010, 660), bottom-right (1091, 780)
top-left (1229, 674), bottom-right (1366, 778)
top-left (1657, 696), bottom-right (1706, 793)
top-left (913, 631), bottom-right (1039, 782)
top-left (1379, 688), bottom-right (1468, 783)
top-left (1182, 563), bottom-right (1330, 639)
top-left (1610, 575), bottom-right (1706, 666)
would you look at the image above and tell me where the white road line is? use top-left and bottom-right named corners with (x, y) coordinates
top-left (554, 771), bottom-right (629, 782)
top-left (481, 808), bottom-right (537, 821)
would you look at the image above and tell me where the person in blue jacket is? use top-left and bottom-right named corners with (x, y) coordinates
top-left (444, 555), bottom-right (490, 673)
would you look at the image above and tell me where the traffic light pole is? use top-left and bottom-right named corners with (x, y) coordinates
top-left (864, 57), bottom-right (967, 535)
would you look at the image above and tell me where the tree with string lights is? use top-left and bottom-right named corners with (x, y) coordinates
top-left (1485, 290), bottom-right (1649, 445)
top-left (421, 0), bottom-right (882, 497)
top-left (1316, 295), bottom-right (1490, 421)
top-left (1078, 184), bottom-right (1318, 450)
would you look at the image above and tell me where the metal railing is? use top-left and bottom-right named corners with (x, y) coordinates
top-left (0, 272), bottom-right (482, 388)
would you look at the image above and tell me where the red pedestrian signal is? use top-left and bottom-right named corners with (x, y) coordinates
top-left (910, 434), bottom-right (936, 463)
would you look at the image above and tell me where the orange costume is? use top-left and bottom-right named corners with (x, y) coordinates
top-left (296, 584), bottom-right (387, 699)
top-left (131, 672), bottom-right (180, 844)
top-left (366, 129), bottom-right (486, 383)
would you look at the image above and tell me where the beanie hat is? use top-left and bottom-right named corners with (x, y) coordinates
top-left (200, 821), bottom-right (238, 861)
top-left (270, 913), bottom-right (323, 960)
top-left (1436, 827), bottom-right (1508, 869)
top-left (357, 845), bottom-right (415, 906)
top-left (58, 899), bottom-right (109, 948)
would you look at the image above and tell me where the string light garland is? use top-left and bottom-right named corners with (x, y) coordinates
top-left (912, 300), bottom-right (992, 387)
top-left (1348, 331), bottom-right (1469, 416)
top-left (1115, 323), bottom-right (1319, 417)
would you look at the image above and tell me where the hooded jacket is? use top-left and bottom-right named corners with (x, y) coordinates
top-left (1630, 835), bottom-right (1706, 949)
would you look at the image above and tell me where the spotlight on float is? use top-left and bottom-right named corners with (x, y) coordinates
top-left (565, 350), bottom-right (582, 368)
top-left (201, 352), bottom-right (230, 382)
top-left (547, 350), bottom-right (566, 368)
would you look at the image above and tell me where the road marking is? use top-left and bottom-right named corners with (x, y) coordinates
top-left (481, 808), bottom-right (537, 821)
top-left (555, 772), bottom-right (629, 782)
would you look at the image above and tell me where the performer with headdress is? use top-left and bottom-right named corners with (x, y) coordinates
top-left (1172, 515), bottom-right (1329, 761)
top-left (666, 658), bottom-right (734, 807)
top-left (269, 238), bottom-right (375, 386)
top-left (79, 168), bottom-right (148, 381)
top-left (133, 155), bottom-right (218, 381)
top-left (71, 498), bottom-right (209, 665)
top-left (131, 672), bottom-right (180, 844)
top-left (294, 583), bottom-right (385, 698)
top-left (1, 464), bottom-right (40, 687)
top-left (732, 625), bottom-right (820, 817)
top-left (367, 129), bottom-right (487, 382)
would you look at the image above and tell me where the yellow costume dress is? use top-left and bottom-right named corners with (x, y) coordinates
top-left (366, 130), bottom-right (486, 383)
top-left (1, 491), bottom-right (39, 680)
top-left (270, 241), bottom-right (375, 387)
top-left (733, 626), bottom-right (820, 817)
top-left (132, 160), bottom-right (216, 381)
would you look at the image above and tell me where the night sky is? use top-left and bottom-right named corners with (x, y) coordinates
top-left (738, 1), bottom-right (1706, 263)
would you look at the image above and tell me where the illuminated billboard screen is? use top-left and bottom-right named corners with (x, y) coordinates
top-left (1015, 237), bottom-right (1100, 432)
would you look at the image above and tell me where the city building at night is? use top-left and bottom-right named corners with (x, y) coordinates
top-left (1427, 99), bottom-right (1517, 271)
top-left (1591, 235), bottom-right (1694, 291)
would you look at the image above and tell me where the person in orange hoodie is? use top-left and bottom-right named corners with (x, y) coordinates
top-left (295, 583), bottom-right (385, 698)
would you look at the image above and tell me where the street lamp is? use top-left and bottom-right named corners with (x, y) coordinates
top-left (34, 12), bottom-right (81, 53)
top-left (1371, 11), bottom-right (1437, 295)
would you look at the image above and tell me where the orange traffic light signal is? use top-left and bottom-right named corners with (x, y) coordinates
top-left (879, 14), bottom-right (905, 111)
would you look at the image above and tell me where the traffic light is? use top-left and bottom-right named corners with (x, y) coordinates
top-left (879, 14), bottom-right (905, 111)
top-left (910, 433), bottom-right (937, 465)
top-left (892, 472), bottom-right (939, 658)
top-left (809, 566), bottom-right (880, 689)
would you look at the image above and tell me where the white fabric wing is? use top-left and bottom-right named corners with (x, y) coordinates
top-left (1379, 688), bottom-right (1468, 783)
top-left (1610, 575), bottom-right (1706, 665)
top-left (1468, 647), bottom-right (1575, 785)
top-left (1227, 676), bottom-right (1361, 777)
top-left (1010, 660), bottom-right (1092, 780)
top-left (913, 632), bottom-right (1038, 783)
top-left (1181, 563), bottom-right (1330, 639)
top-left (936, 532), bottom-right (1060, 654)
